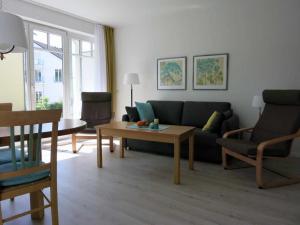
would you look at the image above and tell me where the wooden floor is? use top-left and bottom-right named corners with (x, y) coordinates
top-left (2, 138), bottom-right (300, 225)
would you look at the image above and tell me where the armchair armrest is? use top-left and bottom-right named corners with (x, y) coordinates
top-left (223, 127), bottom-right (254, 138)
top-left (257, 131), bottom-right (300, 155)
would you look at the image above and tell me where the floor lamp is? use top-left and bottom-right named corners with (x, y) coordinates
top-left (124, 73), bottom-right (140, 107)
top-left (252, 95), bottom-right (264, 117)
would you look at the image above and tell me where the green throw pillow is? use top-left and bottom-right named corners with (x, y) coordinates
top-left (202, 111), bottom-right (224, 133)
top-left (135, 102), bottom-right (155, 122)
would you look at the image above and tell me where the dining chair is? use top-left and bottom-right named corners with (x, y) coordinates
top-left (0, 103), bottom-right (24, 166)
top-left (72, 92), bottom-right (113, 153)
top-left (0, 109), bottom-right (61, 225)
top-left (217, 90), bottom-right (300, 188)
top-left (0, 103), bottom-right (16, 165)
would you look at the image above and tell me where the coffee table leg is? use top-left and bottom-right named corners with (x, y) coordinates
top-left (174, 138), bottom-right (180, 184)
top-left (109, 136), bottom-right (114, 152)
top-left (189, 134), bottom-right (194, 170)
top-left (120, 138), bottom-right (125, 158)
top-left (97, 129), bottom-right (102, 168)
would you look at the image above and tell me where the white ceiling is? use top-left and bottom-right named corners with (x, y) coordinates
top-left (24, 0), bottom-right (216, 27)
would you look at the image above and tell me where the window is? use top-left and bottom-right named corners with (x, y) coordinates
top-left (35, 70), bottom-right (42, 82)
top-left (71, 39), bottom-right (95, 118)
top-left (54, 69), bottom-right (62, 82)
top-left (35, 91), bottom-right (43, 102)
top-left (24, 22), bottom-right (95, 118)
top-left (25, 25), bottom-right (65, 112)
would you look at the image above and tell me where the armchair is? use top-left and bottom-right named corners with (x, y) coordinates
top-left (217, 90), bottom-right (300, 188)
top-left (72, 92), bottom-right (113, 153)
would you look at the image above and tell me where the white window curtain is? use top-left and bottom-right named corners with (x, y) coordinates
top-left (94, 24), bottom-right (107, 92)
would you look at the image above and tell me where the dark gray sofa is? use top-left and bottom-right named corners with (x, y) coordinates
top-left (122, 101), bottom-right (239, 163)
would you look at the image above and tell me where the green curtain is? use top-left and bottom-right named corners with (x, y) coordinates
top-left (104, 26), bottom-right (115, 115)
top-left (104, 28), bottom-right (115, 90)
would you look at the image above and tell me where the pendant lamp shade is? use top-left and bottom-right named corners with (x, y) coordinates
top-left (0, 11), bottom-right (28, 57)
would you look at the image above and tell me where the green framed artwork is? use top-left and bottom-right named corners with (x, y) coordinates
top-left (157, 57), bottom-right (187, 90)
top-left (193, 54), bottom-right (229, 90)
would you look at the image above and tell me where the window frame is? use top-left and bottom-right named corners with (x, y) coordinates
top-left (23, 21), bottom-right (95, 119)
top-left (25, 22), bottom-right (70, 117)
top-left (68, 33), bottom-right (95, 118)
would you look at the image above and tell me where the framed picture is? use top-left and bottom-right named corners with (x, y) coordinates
top-left (157, 57), bottom-right (187, 90)
top-left (193, 53), bottom-right (229, 90)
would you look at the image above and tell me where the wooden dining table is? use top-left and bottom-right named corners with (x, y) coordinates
top-left (0, 119), bottom-right (86, 219)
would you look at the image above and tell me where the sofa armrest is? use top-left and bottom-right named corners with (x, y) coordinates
top-left (122, 114), bottom-right (129, 122)
top-left (220, 114), bottom-right (240, 136)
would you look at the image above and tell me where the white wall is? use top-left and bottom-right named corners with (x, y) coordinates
top-left (115, 0), bottom-right (300, 128)
top-left (0, 54), bottom-right (24, 110)
top-left (3, 0), bottom-right (95, 35)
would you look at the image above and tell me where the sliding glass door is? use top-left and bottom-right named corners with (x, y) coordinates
top-left (26, 24), bottom-right (69, 116)
top-left (70, 36), bottom-right (95, 118)
top-left (24, 23), bottom-right (95, 119)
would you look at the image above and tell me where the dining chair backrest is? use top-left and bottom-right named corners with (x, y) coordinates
top-left (0, 110), bottom-right (61, 183)
top-left (0, 103), bottom-right (12, 111)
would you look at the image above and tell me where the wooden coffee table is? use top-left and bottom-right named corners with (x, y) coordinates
top-left (95, 121), bottom-right (196, 184)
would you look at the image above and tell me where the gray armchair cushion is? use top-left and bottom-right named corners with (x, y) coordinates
top-left (217, 138), bottom-right (291, 157)
top-left (217, 138), bottom-right (257, 156)
top-left (263, 90), bottom-right (300, 105)
top-left (81, 92), bottom-right (112, 128)
top-left (251, 104), bottom-right (300, 155)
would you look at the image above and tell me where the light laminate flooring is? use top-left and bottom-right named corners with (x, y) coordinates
top-left (2, 139), bottom-right (300, 225)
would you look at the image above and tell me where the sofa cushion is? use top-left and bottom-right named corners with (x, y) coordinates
top-left (135, 102), bottom-right (155, 122)
top-left (148, 101), bottom-right (183, 125)
top-left (195, 129), bottom-right (219, 147)
top-left (181, 101), bottom-right (231, 128)
top-left (125, 107), bottom-right (140, 122)
top-left (202, 111), bottom-right (224, 133)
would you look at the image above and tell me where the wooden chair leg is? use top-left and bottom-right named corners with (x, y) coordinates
top-left (0, 202), bottom-right (3, 225)
top-left (50, 183), bottom-right (59, 225)
top-left (72, 134), bottom-right (77, 153)
top-left (222, 148), bottom-right (228, 169)
top-left (109, 136), bottom-right (114, 153)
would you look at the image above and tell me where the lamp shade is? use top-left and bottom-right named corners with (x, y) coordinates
top-left (124, 73), bottom-right (140, 85)
top-left (0, 11), bottom-right (28, 53)
top-left (252, 95), bottom-right (263, 108)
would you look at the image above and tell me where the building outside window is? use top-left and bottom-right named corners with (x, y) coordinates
top-left (35, 91), bottom-right (43, 102)
top-left (54, 69), bottom-right (62, 82)
top-left (35, 70), bottom-right (42, 82)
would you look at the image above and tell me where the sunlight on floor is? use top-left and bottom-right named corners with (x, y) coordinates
top-left (42, 136), bottom-right (120, 163)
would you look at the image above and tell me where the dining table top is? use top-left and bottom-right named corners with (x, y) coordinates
top-left (0, 119), bottom-right (87, 146)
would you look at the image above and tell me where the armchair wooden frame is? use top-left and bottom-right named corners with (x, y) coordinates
top-left (222, 128), bottom-right (300, 189)
top-left (0, 110), bottom-right (61, 225)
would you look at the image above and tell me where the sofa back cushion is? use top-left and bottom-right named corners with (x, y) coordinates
top-left (148, 101), bottom-right (184, 125)
top-left (181, 101), bottom-right (231, 128)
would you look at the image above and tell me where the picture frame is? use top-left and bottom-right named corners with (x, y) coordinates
top-left (193, 53), bottom-right (229, 90)
top-left (157, 56), bottom-right (187, 90)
